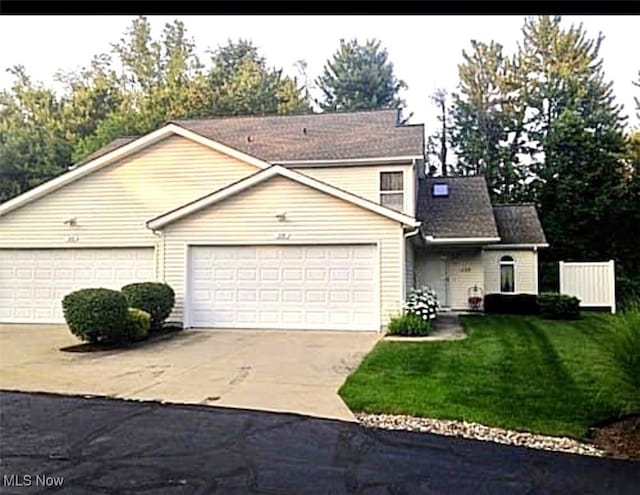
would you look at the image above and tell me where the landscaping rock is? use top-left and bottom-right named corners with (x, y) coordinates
top-left (356, 413), bottom-right (605, 458)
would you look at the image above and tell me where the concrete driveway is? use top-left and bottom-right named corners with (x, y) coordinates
top-left (0, 324), bottom-right (380, 421)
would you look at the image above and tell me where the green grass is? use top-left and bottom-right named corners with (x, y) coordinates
top-left (339, 314), bottom-right (634, 439)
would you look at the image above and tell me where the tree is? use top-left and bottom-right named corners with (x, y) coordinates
top-left (206, 39), bottom-right (309, 116)
top-left (425, 89), bottom-right (452, 176)
top-left (55, 54), bottom-right (125, 161)
top-left (316, 38), bottom-right (407, 112)
top-left (517, 17), bottom-right (628, 279)
top-left (0, 17), bottom-right (312, 202)
top-left (0, 67), bottom-right (71, 202)
top-left (449, 40), bottom-right (527, 200)
top-left (634, 70), bottom-right (640, 120)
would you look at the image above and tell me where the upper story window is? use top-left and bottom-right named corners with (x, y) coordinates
top-left (500, 255), bottom-right (515, 293)
top-left (380, 171), bottom-right (404, 212)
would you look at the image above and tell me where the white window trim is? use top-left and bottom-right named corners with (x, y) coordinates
top-left (378, 169), bottom-right (406, 213)
top-left (499, 255), bottom-right (516, 293)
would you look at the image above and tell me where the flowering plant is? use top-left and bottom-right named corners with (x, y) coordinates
top-left (404, 285), bottom-right (439, 321)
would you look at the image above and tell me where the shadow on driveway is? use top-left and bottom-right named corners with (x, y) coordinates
top-left (0, 391), bottom-right (637, 494)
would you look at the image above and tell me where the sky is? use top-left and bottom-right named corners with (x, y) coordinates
top-left (0, 15), bottom-right (638, 136)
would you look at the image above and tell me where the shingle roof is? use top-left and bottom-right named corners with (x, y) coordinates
top-left (173, 109), bottom-right (424, 162)
top-left (418, 176), bottom-right (499, 239)
top-left (493, 204), bottom-right (547, 245)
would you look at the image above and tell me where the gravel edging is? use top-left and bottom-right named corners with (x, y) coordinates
top-left (357, 413), bottom-right (605, 458)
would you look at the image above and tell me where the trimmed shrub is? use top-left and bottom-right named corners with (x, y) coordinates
top-left (404, 285), bottom-right (439, 321)
top-left (124, 307), bottom-right (151, 342)
top-left (121, 282), bottom-right (175, 331)
top-left (62, 288), bottom-right (128, 344)
top-left (605, 300), bottom-right (640, 412)
top-left (388, 313), bottom-right (431, 336)
top-left (484, 293), bottom-right (539, 315)
top-left (538, 292), bottom-right (581, 319)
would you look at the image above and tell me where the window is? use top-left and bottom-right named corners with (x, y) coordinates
top-left (380, 171), bottom-right (404, 212)
top-left (432, 183), bottom-right (449, 197)
top-left (500, 255), bottom-right (515, 293)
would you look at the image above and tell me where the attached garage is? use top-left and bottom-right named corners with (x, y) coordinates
top-left (0, 248), bottom-right (154, 323)
top-left (187, 244), bottom-right (378, 331)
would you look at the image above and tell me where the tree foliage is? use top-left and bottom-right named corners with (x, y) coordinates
top-left (0, 67), bottom-right (71, 202)
top-left (316, 38), bottom-right (407, 112)
top-left (0, 16), bottom-right (309, 202)
top-left (634, 70), bottom-right (640, 120)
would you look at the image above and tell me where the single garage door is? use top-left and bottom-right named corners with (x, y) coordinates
top-left (0, 248), bottom-right (154, 323)
top-left (188, 244), bottom-right (378, 330)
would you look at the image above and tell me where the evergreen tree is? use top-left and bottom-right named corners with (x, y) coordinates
top-left (449, 40), bottom-right (527, 200)
top-left (316, 38), bottom-right (406, 111)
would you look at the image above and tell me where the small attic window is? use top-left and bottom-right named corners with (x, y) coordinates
top-left (432, 183), bottom-right (449, 197)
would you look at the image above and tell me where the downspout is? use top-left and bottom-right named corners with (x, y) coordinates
top-left (150, 229), bottom-right (164, 282)
top-left (403, 227), bottom-right (421, 301)
top-left (404, 227), bottom-right (420, 240)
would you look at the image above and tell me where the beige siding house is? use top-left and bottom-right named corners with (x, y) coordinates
top-left (0, 109), bottom-right (547, 329)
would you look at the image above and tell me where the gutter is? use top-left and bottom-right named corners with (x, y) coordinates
top-left (424, 235), bottom-right (501, 245)
top-left (483, 243), bottom-right (550, 250)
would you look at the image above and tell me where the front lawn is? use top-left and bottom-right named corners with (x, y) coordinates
top-left (340, 314), bottom-right (632, 439)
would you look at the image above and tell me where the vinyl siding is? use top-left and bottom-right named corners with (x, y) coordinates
top-left (292, 164), bottom-right (416, 217)
top-left (483, 249), bottom-right (537, 294)
top-left (417, 247), bottom-right (484, 310)
top-left (161, 176), bottom-right (404, 329)
top-left (0, 136), bottom-right (256, 248)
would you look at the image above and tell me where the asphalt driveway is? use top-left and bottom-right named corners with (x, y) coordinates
top-left (1, 391), bottom-right (637, 494)
top-left (0, 324), bottom-right (380, 420)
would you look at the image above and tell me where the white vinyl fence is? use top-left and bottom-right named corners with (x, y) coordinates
top-left (559, 260), bottom-right (616, 313)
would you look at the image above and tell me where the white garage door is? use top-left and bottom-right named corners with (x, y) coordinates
top-left (188, 244), bottom-right (378, 330)
top-left (0, 248), bottom-right (155, 324)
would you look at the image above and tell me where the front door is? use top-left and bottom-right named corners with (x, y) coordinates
top-left (424, 254), bottom-right (449, 307)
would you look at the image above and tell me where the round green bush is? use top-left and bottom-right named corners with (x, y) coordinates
top-left (61, 288), bottom-right (128, 344)
top-left (125, 307), bottom-right (151, 342)
top-left (121, 282), bottom-right (175, 331)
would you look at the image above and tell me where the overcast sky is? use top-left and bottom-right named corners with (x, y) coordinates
top-left (0, 15), bottom-right (638, 135)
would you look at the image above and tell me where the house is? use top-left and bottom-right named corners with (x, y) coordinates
top-left (0, 109), bottom-right (547, 331)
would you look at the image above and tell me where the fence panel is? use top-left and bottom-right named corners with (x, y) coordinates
top-left (559, 260), bottom-right (615, 313)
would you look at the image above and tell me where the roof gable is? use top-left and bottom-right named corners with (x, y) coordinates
top-left (0, 124), bottom-right (271, 217)
top-left (147, 165), bottom-right (419, 230)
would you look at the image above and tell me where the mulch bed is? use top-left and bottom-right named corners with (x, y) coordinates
top-left (60, 325), bottom-right (184, 353)
top-left (591, 414), bottom-right (640, 461)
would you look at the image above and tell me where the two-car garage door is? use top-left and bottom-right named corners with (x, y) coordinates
top-left (188, 244), bottom-right (378, 331)
top-left (0, 248), bottom-right (154, 324)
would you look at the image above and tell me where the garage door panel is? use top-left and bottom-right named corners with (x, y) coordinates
top-left (0, 248), bottom-right (154, 323)
top-left (189, 244), bottom-right (378, 331)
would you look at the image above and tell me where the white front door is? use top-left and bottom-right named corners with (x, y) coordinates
top-left (187, 244), bottom-right (378, 330)
top-left (0, 248), bottom-right (155, 323)
top-left (425, 254), bottom-right (450, 307)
